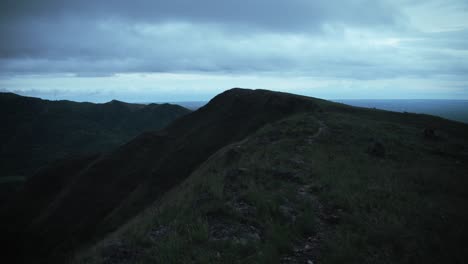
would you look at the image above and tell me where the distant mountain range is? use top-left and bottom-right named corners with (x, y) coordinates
top-left (0, 92), bottom-right (190, 201)
top-left (1, 89), bottom-right (468, 263)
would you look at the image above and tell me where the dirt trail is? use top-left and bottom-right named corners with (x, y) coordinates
top-left (306, 119), bottom-right (328, 144)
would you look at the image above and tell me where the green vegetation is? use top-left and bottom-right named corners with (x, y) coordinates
top-left (311, 112), bottom-right (468, 264)
top-left (3, 88), bottom-right (468, 263)
top-left (73, 113), bottom-right (322, 264)
top-left (74, 106), bottom-right (468, 263)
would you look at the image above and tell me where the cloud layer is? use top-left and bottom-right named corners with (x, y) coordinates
top-left (1, 0), bottom-right (467, 100)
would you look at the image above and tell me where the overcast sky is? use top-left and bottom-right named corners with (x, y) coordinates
top-left (1, 0), bottom-right (468, 102)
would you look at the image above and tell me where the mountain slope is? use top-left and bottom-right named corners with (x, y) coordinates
top-left (3, 88), bottom-right (468, 263)
top-left (75, 92), bottom-right (468, 264)
top-left (0, 92), bottom-right (190, 200)
top-left (2, 88), bottom-right (319, 263)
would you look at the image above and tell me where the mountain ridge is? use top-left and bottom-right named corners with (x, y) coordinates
top-left (2, 88), bottom-right (468, 263)
top-left (73, 89), bottom-right (468, 263)
top-left (0, 92), bottom-right (190, 179)
top-left (2, 88), bottom-right (323, 262)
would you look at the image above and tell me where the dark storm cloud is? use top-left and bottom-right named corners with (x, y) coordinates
top-left (0, 0), bottom-right (467, 84)
top-left (0, 0), bottom-right (404, 60)
top-left (1, 0), bottom-right (401, 30)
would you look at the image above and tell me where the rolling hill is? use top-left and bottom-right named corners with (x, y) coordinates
top-left (2, 88), bottom-right (468, 264)
top-left (0, 92), bottom-right (190, 202)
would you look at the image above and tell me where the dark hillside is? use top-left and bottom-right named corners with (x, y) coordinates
top-left (73, 91), bottom-right (468, 264)
top-left (0, 92), bottom-right (190, 201)
top-left (1, 88), bottom-right (320, 263)
top-left (3, 88), bottom-right (468, 264)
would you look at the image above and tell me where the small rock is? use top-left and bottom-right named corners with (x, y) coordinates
top-left (208, 217), bottom-right (261, 243)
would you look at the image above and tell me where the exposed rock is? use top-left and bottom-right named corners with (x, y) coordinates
top-left (208, 217), bottom-right (261, 244)
top-left (281, 236), bottom-right (320, 264)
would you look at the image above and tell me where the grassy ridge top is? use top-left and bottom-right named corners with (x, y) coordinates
top-left (76, 97), bottom-right (468, 263)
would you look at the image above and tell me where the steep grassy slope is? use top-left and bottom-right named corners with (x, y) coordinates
top-left (73, 92), bottom-right (468, 264)
top-left (0, 92), bottom-right (190, 190)
top-left (1, 89), bottom-right (319, 263)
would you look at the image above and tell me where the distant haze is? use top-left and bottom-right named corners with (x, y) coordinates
top-left (336, 99), bottom-right (468, 124)
top-left (1, 1), bottom-right (468, 100)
